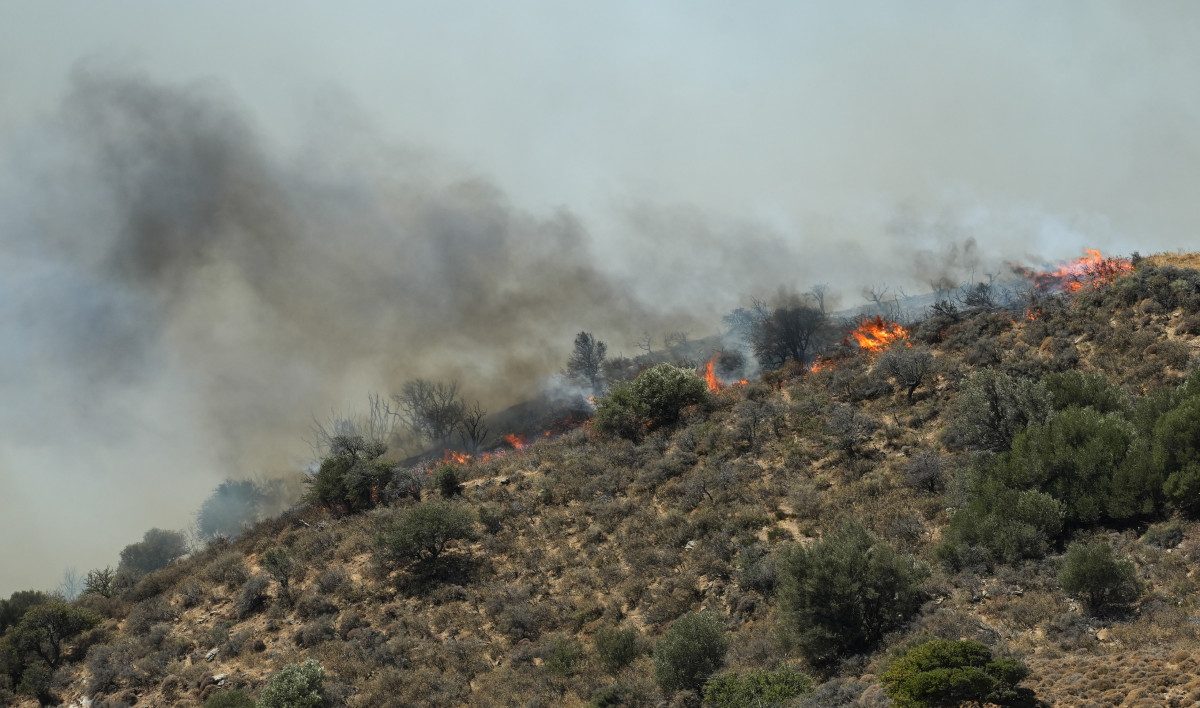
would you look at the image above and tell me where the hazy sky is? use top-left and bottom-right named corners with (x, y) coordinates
top-left (2, 2), bottom-right (1198, 594)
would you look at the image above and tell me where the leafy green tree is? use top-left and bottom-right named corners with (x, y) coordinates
top-left (257, 659), bottom-right (326, 708)
top-left (944, 369), bottom-right (1050, 452)
top-left (777, 523), bottom-right (926, 665)
top-left (7, 601), bottom-right (100, 669)
top-left (1059, 541), bottom-right (1141, 616)
top-left (83, 568), bottom-right (117, 598)
top-left (999, 407), bottom-right (1158, 525)
top-left (307, 435), bottom-right (391, 513)
top-left (703, 667), bottom-right (814, 707)
top-left (1153, 395), bottom-right (1200, 516)
top-left (652, 611), bottom-right (728, 695)
top-left (117, 528), bottom-right (188, 578)
top-left (594, 363), bottom-right (707, 440)
top-left (881, 639), bottom-right (1031, 708)
top-left (374, 500), bottom-right (477, 567)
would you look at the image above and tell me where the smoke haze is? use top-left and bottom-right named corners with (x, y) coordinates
top-left (2, 2), bottom-right (1199, 593)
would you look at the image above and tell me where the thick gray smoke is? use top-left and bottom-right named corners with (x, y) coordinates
top-left (0, 62), bottom-right (1138, 593)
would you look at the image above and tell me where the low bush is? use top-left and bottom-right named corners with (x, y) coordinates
top-left (880, 639), bottom-right (1031, 708)
top-left (203, 688), bottom-right (255, 707)
top-left (594, 363), bottom-right (707, 440)
top-left (593, 625), bottom-right (642, 674)
top-left (235, 575), bottom-right (270, 619)
top-left (703, 667), bottom-right (815, 707)
top-left (258, 659), bottom-right (326, 708)
top-left (374, 500), bottom-right (477, 569)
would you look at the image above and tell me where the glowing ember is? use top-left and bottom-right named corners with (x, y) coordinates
top-left (848, 316), bottom-right (909, 353)
top-left (1016, 249), bottom-right (1133, 293)
top-left (704, 356), bottom-right (722, 393)
top-left (809, 357), bottom-right (835, 373)
top-left (504, 433), bottom-right (527, 450)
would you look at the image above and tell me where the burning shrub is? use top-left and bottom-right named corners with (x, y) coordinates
top-left (593, 363), bottom-right (707, 440)
top-left (776, 523), bottom-right (926, 665)
top-left (881, 639), bottom-right (1030, 708)
top-left (1058, 540), bottom-right (1141, 617)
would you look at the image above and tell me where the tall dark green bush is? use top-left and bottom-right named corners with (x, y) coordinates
top-left (594, 364), bottom-right (707, 440)
top-left (307, 435), bottom-right (391, 513)
top-left (652, 611), bottom-right (728, 694)
top-left (937, 478), bottom-right (1063, 570)
top-left (1058, 540), bottom-right (1141, 616)
top-left (777, 523), bottom-right (926, 664)
top-left (943, 369), bottom-right (1050, 452)
top-left (999, 407), bottom-right (1158, 525)
top-left (374, 500), bottom-right (477, 567)
top-left (1042, 370), bottom-right (1127, 414)
top-left (1153, 395), bottom-right (1200, 516)
top-left (881, 639), bottom-right (1030, 708)
top-left (117, 528), bottom-right (188, 578)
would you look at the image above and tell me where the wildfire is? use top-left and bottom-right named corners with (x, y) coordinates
top-left (848, 316), bottom-right (909, 353)
top-left (704, 356), bottom-right (722, 393)
top-left (504, 433), bottom-right (526, 450)
top-left (809, 357), bottom-right (836, 373)
top-left (442, 450), bottom-right (471, 465)
top-left (1016, 249), bottom-right (1133, 293)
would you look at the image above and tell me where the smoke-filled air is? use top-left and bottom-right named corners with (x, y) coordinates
top-left (2, 8), bottom-right (1200, 701)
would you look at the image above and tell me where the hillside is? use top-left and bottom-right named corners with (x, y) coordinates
top-left (6, 252), bottom-right (1200, 707)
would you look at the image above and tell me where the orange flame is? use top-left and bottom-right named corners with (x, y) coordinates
top-left (442, 450), bottom-right (471, 465)
top-left (809, 357), bottom-right (835, 373)
top-left (1017, 249), bottom-right (1133, 293)
top-left (704, 356), bottom-right (722, 393)
top-left (848, 316), bottom-right (909, 353)
top-left (504, 433), bottom-right (526, 450)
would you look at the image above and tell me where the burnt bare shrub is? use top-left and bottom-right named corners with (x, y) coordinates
top-left (943, 369), bottom-right (1050, 452)
top-left (901, 450), bottom-right (946, 493)
top-left (177, 580), bottom-right (206, 609)
top-left (234, 575), bottom-right (269, 619)
top-left (296, 618), bottom-right (337, 648)
top-left (296, 591), bottom-right (339, 620)
top-left (825, 403), bottom-right (878, 458)
top-left (125, 597), bottom-right (177, 634)
top-left (1143, 518), bottom-right (1185, 549)
top-left (314, 567), bottom-right (347, 595)
top-left (204, 552), bottom-right (249, 591)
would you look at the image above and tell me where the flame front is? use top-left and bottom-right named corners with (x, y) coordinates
top-left (704, 356), bottom-right (722, 393)
top-left (849, 316), bottom-right (909, 353)
top-left (1018, 249), bottom-right (1133, 293)
top-left (504, 433), bottom-right (526, 450)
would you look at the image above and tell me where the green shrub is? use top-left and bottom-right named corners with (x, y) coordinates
top-left (943, 369), bottom-right (1050, 452)
top-left (652, 611), bottom-right (728, 694)
top-left (374, 500), bottom-right (477, 567)
top-left (1042, 370), bottom-right (1127, 414)
top-left (594, 625), bottom-right (642, 674)
top-left (999, 407), bottom-right (1159, 525)
top-left (937, 479), bottom-right (1063, 569)
top-left (261, 547), bottom-right (295, 599)
top-left (117, 528), bottom-right (188, 578)
top-left (881, 639), bottom-right (1030, 708)
top-left (306, 435), bottom-right (391, 513)
top-left (1153, 396), bottom-right (1200, 516)
top-left (204, 688), bottom-right (256, 708)
top-left (197, 480), bottom-right (265, 539)
top-left (6, 600), bottom-right (102, 668)
top-left (434, 465), bottom-right (463, 498)
top-left (777, 523), bottom-right (926, 664)
top-left (0, 590), bottom-right (51, 634)
top-left (1142, 518), bottom-right (1186, 548)
top-left (703, 667), bottom-right (815, 707)
top-left (1058, 540), bottom-right (1141, 616)
top-left (257, 659), bottom-right (326, 708)
top-left (594, 363), bottom-right (707, 440)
